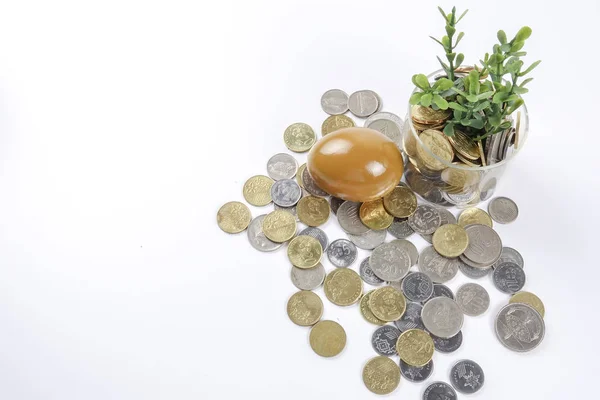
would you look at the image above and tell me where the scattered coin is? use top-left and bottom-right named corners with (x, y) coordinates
top-left (431, 331), bottom-right (463, 353)
top-left (371, 325), bottom-right (401, 356)
top-left (217, 201), bottom-right (252, 234)
top-left (243, 175), bottom-right (274, 206)
top-left (458, 207), bottom-right (493, 228)
top-left (297, 195), bottom-right (330, 227)
top-left (495, 246), bottom-right (524, 269)
top-left (493, 261), bottom-right (526, 294)
top-left (360, 290), bottom-right (387, 325)
top-left (266, 153), bottom-right (298, 180)
top-left (367, 118), bottom-right (402, 145)
top-left (327, 239), bottom-right (357, 268)
top-left (495, 303), bottom-right (545, 352)
top-left (365, 111), bottom-right (403, 130)
top-left (510, 291), bottom-right (545, 318)
top-left (287, 235), bottom-right (322, 269)
top-left (408, 204), bottom-right (442, 234)
top-left (402, 272), bottom-right (434, 303)
top-left (463, 224), bottom-right (502, 266)
top-left (286, 290), bottom-right (323, 326)
top-left (322, 114), bottom-right (355, 135)
top-left (430, 284), bottom-right (454, 301)
top-left (262, 210), bottom-right (297, 242)
top-left (488, 196), bottom-right (519, 224)
top-left (388, 217), bottom-right (415, 239)
top-left (302, 167), bottom-right (328, 197)
top-left (284, 122), bottom-right (316, 152)
top-left (309, 320), bottom-right (347, 357)
top-left (391, 239), bottom-right (419, 266)
top-left (337, 201), bottom-right (370, 235)
top-left (362, 356), bottom-right (401, 395)
top-left (450, 359), bottom-right (485, 394)
top-left (359, 257), bottom-right (385, 286)
top-left (394, 302), bottom-right (425, 332)
top-left (421, 297), bottom-right (464, 338)
top-left (370, 242), bottom-right (411, 281)
top-left (418, 246), bottom-right (459, 283)
top-left (247, 214), bottom-right (283, 251)
top-left (329, 196), bottom-right (344, 215)
top-left (458, 258), bottom-right (491, 279)
top-left (321, 89), bottom-right (349, 115)
top-left (271, 178), bottom-right (302, 207)
top-left (299, 226), bottom-right (329, 252)
top-left (432, 223), bottom-right (469, 258)
top-left (369, 286), bottom-right (407, 322)
top-left (455, 283), bottom-right (490, 316)
top-left (296, 163), bottom-right (306, 188)
top-left (290, 263), bottom-right (326, 291)
top-left (396, 329), bottom-right (435, 367)
top-left (400, 359), bottom-right (433, 383)
top-left (423, 382), bottom-right (457, 400)
top-left (348, 90), bottom-right (379, 117)
top-left (323, 268), bottom-right (363, 306)
top-left (347, 229), bottom-right (386, 250)
top-left (360, 199), bottom-right (394, 230)
top-left (383, 186), bottom-right (418, 218)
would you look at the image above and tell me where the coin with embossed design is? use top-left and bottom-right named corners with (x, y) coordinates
top-left (262, 210), bottom-right (297, 243)
top-left (418, 246), bottom-right (459, 283)
top-left (360, 290), bottom-right (386, 325)
top-left (327, 239), bottom-right (357, 268)
top-left (394, 302), bottom-right (425, 332)
top-left (423, 382), bottom-right (457, 400)
top-left (392, 239), bottom-right (419, 266)
top-left (362, 356), bottom-right (401, 395)
top-left (370, 242), bottom-right (411, 282)
top-left (383, 186), bottom-right (418, 218)
top-left (338, 201), bottom-right (370, 234)
top-left (432, 224), bottom-right (469, 258)
top-left (417, 129), bottom-right (455, 171)
top-left (297, 196), bottom-right (330, 227)
top-left (495, 247), bottom-right (524, 269)
top-left (455, 283), bottom-right (490, 316)
top-left (388, 217), bottom-right (414, 239)
top-left (431, 331), bottom-right (463, 353)
top-left (495, 303), bottom-right (544, 352)
top-left (396, 329), bottom-right (434, 367)
top-left (271, 179), bottom-right (302, 207)
top-left (371, 325), bottom-right (401, 356)
top-left (217, 201), bottom-right (252, 234)
top-left (408, 204), bottom-right (441, 235)
top-left (284, 122), bottom-right (316, 152)
top-left (290, 263), bottom-right (326, 291)
top-left (360, 199), bottom-right (394, 230)
top-left (401, 272), bottom-right (434, 303)
top-left (286, 290), bottom-right (323, 326)
top-left (447, 129), bottom-right (480, 160)
top-left (400, 359), bottom-right (433, 383)
top-left (411, 105), bottom-right (451, 125)
top-left (359, 257), bottom-right (385, 286)
top-left (321, 89), bottom-right (349, 115)
top-left (458, 258), bottom-right (491, 278)
top-left (369, 286), bottom-right (406, 322)
top-left (488, 196), bottom-right (519, 224)
top-left (266, 153), bottom-right (298, 180)
top-left (287, 235), bottom-right (322, 269)
top-left (299, 226), bottom-right (328, 252)
top-left (493, 261), bottom-right (526, 294)
top-left (302, 167), bottom-right (328, 197)
top-left (322, 114), bottom-right (355, 135)
top-left (347, 229), bottom-right (386, 250)
top-left (348, 90), bottom-right (379, 117)
top-left (243, 175), bottom-right (274, 206)
top-left (296, 163), bottom-right (306, 188)
top-left (463, 224), bottom-right (502, 265)
top-left (421, 296), bottom-right (464, 338)
top-left (510, 291), bottom-right (545, 318)
top-left (309, 320), bottom-right (346, 357)
top-left (458, 207), bottom-right (493, 228)
top-left (247, 214), bottom-right (283, 251)
top-left (323, 268), bottom-right (363, 306)
top-left (450, 359), bottom-right (485, 394)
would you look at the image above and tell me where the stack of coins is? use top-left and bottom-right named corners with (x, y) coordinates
top-left (217, 89), bottom-right (545, 398)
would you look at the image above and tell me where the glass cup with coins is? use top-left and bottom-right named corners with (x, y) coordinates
top-left (402, 69), bottom-right (529, 207)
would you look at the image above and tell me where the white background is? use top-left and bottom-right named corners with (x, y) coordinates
top-left (0, 0), bottom-right (598, 399)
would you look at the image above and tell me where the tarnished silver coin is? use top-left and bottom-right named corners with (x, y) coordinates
top-left (488, 196), bottom-right (519, 224)
top-left (494, 246), bottom-right (524, 269)
top-left (371, 325), bottom-right (401, 356)
top-left (290, 263), bottom-right (326, 291)
top-left (455, 283), bottom-right (490, 316)
top-left (400, 359), bottom-right (433, 383)
top-left (359, 257), bottom-right (385, 286)
top-left (495, 303), bottom-right (545, 352)
top-left (299, 227), bottom-right (329, 252)
top-left (438, 207), bottom-right (457, 225)
top-left (327, 239), bottom-right (357, 268)
top-left (418, 246), bottom-right (459, 284)
top-left (337, 201), bottom-right (370, 235)
top-left (270, 179), bottom-right (302, 207)
top-left (423, 382), bottom-right (457, 400)
top-left (388, 218), bottom-right (414, 239)
top-left (391, 239), bottom-right (419, 266)
top-left (370, 242), bottom-right (411, 281)
top-left (431, 331), bottom-right (463, 353)
top-left (321, 89), bottom-right (349, 115)
top-left (394, 302), bottom-right (425, 332)
top-left (247, 214), bottom-right (283, 252)
top-left (366, 118), bottom-right (402, 145)
top-left (421, 296), bottom-right (464, 338)
top-left (274, 203), bottom-right (299, 221)
top-left (450, 359), bottom-right (485, 394)
top-left (463, 224), bottom-right (502, 266)
top-left (348, 90), bottom-right (379, 117)
top-left (347, 229), bottom-right (386, 250)
top-left (408, 204), bottom-right (441, 235)
top-left (329, 196), bottom-right (345, 215)
top-left (266, 153), bottom-right (298, 180)
top-left (302, 167), bottom-right (328, 197)
top-left (431, 284), bottom-right (454, 301)
top-left (401, 272), bottom-right (434, 303)
top-left (458, 258), bottom-right (491, 278)
top-left (493, 261), bottom-right (526, 294)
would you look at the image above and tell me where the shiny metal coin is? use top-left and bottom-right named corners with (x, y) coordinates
top-left (299, 226), bottom-right (329, 252)
top-left (327, 239), bottom-right (357, 268)
top-left (431, 331), bottom-right (463, 353)
top-left (370, 242), bottom-right (411, 281)
top-left (347, 229), bottom-right (386, 250)
top-left (450, 359), bottom-right (485, 394)
top-left (371, 325), bottom-right (401, 356)
top-left (366, 118), bottom-right (402, 146)
top-left (246, 214), bottom-right (283, 252)
top-left (364, 111), bottom-right (403, 129)
top-left (400, 359), bottom-right (433, 383)
top-left (431, 284), bottom-right (454, 301)
top-left (408, 204), bottom-right (442, 235)
top-left (290, 263), bottom-right (326, 291)
top-left (455, 283), bottom-right (490, 316)
top-left (337, 201), bottom-right (370, 235)
top-left (418, 246), bottom-right (459, 283)
top-left (391, 239), bottom-right (419, 266)
top-left (463, 224), bottom-right (502, 265)
top-left (494, 246), bottom-right (524, 269)
top-left (321, 89), bottom-right (349, 115)
top-left (401, 272), bottom-right (434, 302)
top-left (421, 297), bottom-right (464, 338)
top-left (266, 153), bottom-right (298, 180)
top-left (493, 261), bottom-right (526, 294)
top-left (388, 218), bottom-right (414, 239)
top-left (488, 196), bottom-right (519, 224)
top-left (394, 302), bottom-right (425, 332)
top-left (495, 303), bottom-right (545, 352)
top-left (270, 179), bottom-right (302, 207)
top-left (359, 257), bottom-right (385, 286)
top-left (458, 258), bottom-right (491, 278)
top-left (348, 90), bottom-right (379, 117)
top-left (423, 382), bottom-right (457, 400)
top-left (301, 167), bottom-right (328, 197)
top-left (273, 203), bottom-right (298, 221)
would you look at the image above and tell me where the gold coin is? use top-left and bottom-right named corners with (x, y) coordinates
top-left (432, 223), bottom-right (469, 257)
top-left (510, 291), bottom-right (545, 318)
top-left (324, 268), bottom-right (363, 306)
top-left (441, 163), bottom-right (481, 191)
top-left (243, 175), bottom-right (274, 206)
top-left (416, 129), bottom-right (454, 171)
top-left (458, 207), bottom-right (493, 228)
top-left (286, 290), bottom-right (324, 326)
top-left (360, 291), bottom-right (386, 326)
top-left (297, 196), bottom-right (330, 227)
top-left (216, 201), bottom-right (252, 233)
top-left (287, 235), bottom-right (322, 269)
top-left (322, 114), bottom-right (355, 135)
top-left (297, 163), bottom-right (307, 188)
top-left (396, 329), bottom-right (434, 367)
top-left (368, 286), bottom-right (406, 322)
top-left (262, 210), bottom-right (297, 242)
top-left (455, 152), bottom-right (481, 167)
top-left (383, 186), bottom-right (418, 218)
top-left (411, 105), bottom-right (451, 125)
top-left (284, 122), bottom-right (316, 152)
top-left (309, 320), bottom-right (346, 357)
top-left (477, 140), bottom-right (487, 166)
top-left (447, 129), bottom-right (480, 160)
top-left (360, 199), bottom-right (394, 230)
top-left (362, 356), bottom-right (401, 395)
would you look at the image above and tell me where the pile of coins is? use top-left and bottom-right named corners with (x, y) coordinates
top-left (216, 90), bottom-right (545, 398)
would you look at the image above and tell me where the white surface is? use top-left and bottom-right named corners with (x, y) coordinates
top-left (0, 0), bottom-right (598, 399)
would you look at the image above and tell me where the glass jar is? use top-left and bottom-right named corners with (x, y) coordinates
top-left (402, 69), bottom-right (529, 207)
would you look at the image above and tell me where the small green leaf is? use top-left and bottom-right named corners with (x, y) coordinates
top-left (513, 86), bottom-right (529, 94)
top-left (520, 77), bottom-right (534, 86)
top-left (456, 9), bottom-right (469, 23)
top-left (446, 52), bottom-right (456, 63)
top-left (413, 74), bottom-right (430, 89)
top-left (433, 94), bottom-right (449, 110)
top-left (420, 93), bottom-right (432, 107)
top-left (489, 113), bottom-right (502, 126)
top-left (492, 92), bottom-right (509, 104)
top-left (519, 60), bottom-right (541, 76)
top-left (448, 102), bottom-right (468, 112)
top-left (511, 51), bottom-right (527, 57)
top-left (455, 53), bottom-right (464, 68)
top-left (500, 43), bottom-right (512, 53)
top-left (446, 25), bottom-right (456, 37)
top-left (473, 101), bottom-right (490, 112)
top-left (497, 30), bottom-right (507, 44)
top-left (510, 41), bottom-right (525, 52)
top-left (515, 26), bottom-right (532, 42)
top-left (438, 6), bottom-right (449, 21)
top-left (499, 121), bottom-right (513, 130)
top-left (443, 122), bottom-right (455, 137)
top-left (455, 32), bottom-right (465, 47)
top-left (429, 36), bottom-right (445, 47)
top-left (453, 109), bottom-right (464, 120)
top-left (409, 92), bottom-right (423, 105)
top-left (436, 56), bottom-right (450, 71)
top-left (450, 87), bottom-right (468, 97)
top-left (469, 119), bottom-right (484, 129)
top-left (436, 78), bottom-right (454, 91)
top-left (477, 91), bottom-right (494, 100)
top-left (466, 94), bottom-right (478, 103)
top-left (442, 36), bottom-right (450, 48)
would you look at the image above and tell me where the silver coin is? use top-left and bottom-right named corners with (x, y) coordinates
top-left (364, 111), bottom-right (403, 130)
top-left (400, 359), bottom-right (433, 383)
top-left (246, 214), bottom-right (283, 252)
top-left (450, 359), bottom-right (485, 394)
top-left (301, 167), bottom-right (328, 197)
top-left (366, 90), bottom-right (383, 112)
top-left (371, 325), bottom-right (401, 356)
top-left (420, 233), bottom-right (433, 244)
top-left (431, 331), bottom-right (462, 353)
top-left (290, 263), bottom-right (326, 291)
top-left (455, 283), bottom-right (490, 316)
top-left (366, 118), bottom-right (402, 145)
top-left (495, 303), bottom-right (545, 352)
top-left (274, 203), bottom-right (299, 221)
top-left (320, 89), bottom-right (349, 115)
top-left (421, 296), bottom-right (464, 338)
top-left (463, 224), bottom-right (502, 265)
top-left (347, 229), bottom-right (386, 250)
top-left (485, 132), bottom-right (502, 165)
top-left (337, 201), bottom-right (370, 235)
top-left (458, 258), bottom-right (491, 278)
top-left (270, 179), bottom-right (302, 207)
top-left (492, 261), bottom-right (526, 294)
top-left (359, 257), bottom-right (385, 286)
top-left (329, 196), bottom-right (344, 215)
top-left (391, 239), bottom-right (419, 266)
top-left (494, 246), bottom-right (524, 269)
top-left (438, 207), bottom-right (457, 225)
top-left (401, 272), bottom-right (434, 302)
top-left (431, 284), bottom-right (454, 301)
top-left (388, 218), bottom-right (414, 239)
top-left (488, 196), bottom-right (519, 224)
top-left (418, 246), bottom-right (459, 284)
top-left (348, 90), bottom-right (379, 118)
top-left (442, 189), bottom-right (480, 206)
top-left (370, 242), bottom-right (411, 281)
top-left (502, 129), bottom-right (516, 160)
top-left (423, 382), bottom-right (457, 400)
top-left (266, 153), bottom-right (298, 180)
top-left (327, 239), bottom-right (357, 268)
top-left (299, 227), bottom-right (329, 252)
top-left (394, 302), bottom-right (425, 332)
top-left (408, 204), bottom-right (442, 235)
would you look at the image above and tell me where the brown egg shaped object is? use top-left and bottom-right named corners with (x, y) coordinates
top-left (307, 127), bottom-right (404, 202)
